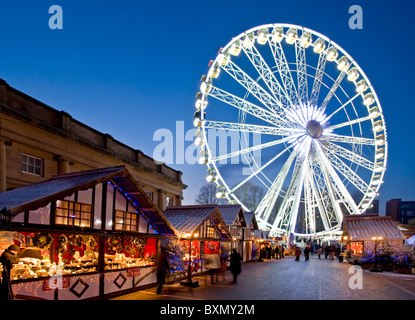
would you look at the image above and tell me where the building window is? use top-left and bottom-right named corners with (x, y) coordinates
top-left (22, 154), bottom-right (43, 176)
top-left (145, 190), bottom-right (154, 201)
top-left (166, 196), bottom-right (173, 207)
top-left (206, 226), bottom-right (215, 238)
top-left (55, 200), bottom-right (92, 227)
top-left (115, 210), bottom-right (137, 231)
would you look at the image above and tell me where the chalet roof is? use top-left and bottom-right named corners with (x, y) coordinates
top-left (0, 166), bottom-right (176, 236)
top-left (243, 211), bottom-right (259, 230)
top-left (163, 205), bottom-right (231, 240)
top-left (342, 214), bottom-right (405, 241)
top-left (216, 204), bottom-right (246, 226)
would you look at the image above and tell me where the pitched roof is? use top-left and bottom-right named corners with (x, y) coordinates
top-left (0, 166), bottom-right (176, 236)
top-left (0, 166), bottom-right (125, 214)
top-left (163, 205), bottom-right (231, 240)
top-left (243, 211), bottom-right (259, 230)
top-left (216, 204), bottom-right (246, 226)
top-left (342, 214), bottom-right (405, 241)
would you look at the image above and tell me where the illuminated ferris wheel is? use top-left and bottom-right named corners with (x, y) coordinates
top-left (193, 24), bottom-right (387, 237)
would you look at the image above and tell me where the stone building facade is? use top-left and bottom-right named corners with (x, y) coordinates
top-left (0, 78), bottom-right (186, 211)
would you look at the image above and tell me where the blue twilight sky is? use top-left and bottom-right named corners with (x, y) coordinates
top-left (0, 0), bottom-right (414, 214)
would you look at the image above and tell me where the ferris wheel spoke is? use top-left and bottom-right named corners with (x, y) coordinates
top-left (304, 161), bottom-right (316, 234)
top-left (222, 60), bottom-right (285, 116)
top-left (320, 69), bottom-right (347, 109)
top-left (307, 163), bottom-right (331, 231)
top-left (242, 44), bottom-right (293, 108)
top-left (322, 141), bottom-right (374, 171)
top-left (255, 150), bottom-right (298, 224)
top-left (231, 144), bottom-right (292, 194)
top-left (326, 151), bottom-right (370, 194)
top-left (321, 133), bottom-right (375, 146)
top-left (295, 41), bottom-right (309, 103)
top-left (268, 41), bottom-right (299, 105)
top-left (204, 120), bottom-right (294, 136)
top-left (210, 134), bottom-right (300, 163)
top-left (326, 115), bottom-right (373, 131)
top-left (325, 92), bottom-right (361, 120)
top-left (309, 52), bottom-right (328, 106)
top-left (309, 160), bottom-right (337, 230)
top-left (270, 152), bottom-right (309, 235)
top-left (314, 157), bottom-right (345, 227)
top-left (208, 86), bottom-right (287, 127)
top-left (313, 140), bottom-right (360, 217)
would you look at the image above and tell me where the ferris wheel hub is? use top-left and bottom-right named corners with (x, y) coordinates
top-left (306, 120), bottom-right (323, 139)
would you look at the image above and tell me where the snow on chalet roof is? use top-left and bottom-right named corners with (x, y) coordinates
top-left (0, 166), bottom-right (176, 235)
top-left (163, 205), bottom-right (231, 240)
top-left (342, 214), bottom-right (405, 241)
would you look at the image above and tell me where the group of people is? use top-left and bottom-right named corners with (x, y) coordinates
top-left (294, 242), bottom-right (343, 261)
top-left (204, 249), bottom-right (242, 284)
top-left (259, 243), bottom-right (285, 260)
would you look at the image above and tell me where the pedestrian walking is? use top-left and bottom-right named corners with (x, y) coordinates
top-left (205, 253), bottom-right (221, 284)
top-left (156, 247), bottom-right (170, 294)
top-left (317, 246), bottom-right (322, 259)
top-left (324, 244), bottom-right (329, 259)
top-left (330, 244), bottom-right (335, 260)
top-left (335, 245), bottom-right (341, 259)
top-left (229, 249), bottom-right (242, 283)
top-left (295, 246), bottom-right (301, 261)
top-left (304, 245), bottom-right (310, 261)
top-left (280, 245), bottom-right (285, 258)
top-left (275, 245), bottom-right (279, 259)
top-left (0, 244), bottom-right (20, 300)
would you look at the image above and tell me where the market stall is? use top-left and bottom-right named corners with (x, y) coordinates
top-left (163, 205), bottom-right (231, 285)
top-left (0, 166), bottom-right (177, 300)
top-left (341, 214), bottom-right (405, 266)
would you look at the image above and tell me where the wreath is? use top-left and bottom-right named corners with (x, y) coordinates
top-left (106, 236), bottom-right (123, 254)
top-left (33, 232), bottom-right (53, 250)
top-left (87, 236), bottom-right (98, 251)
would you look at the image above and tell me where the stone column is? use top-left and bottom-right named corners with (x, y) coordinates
top-left (56, 156), bottom-right (73, 174)
top-left (176, 195), bottom-right (182, 206)
top-left (158, 189), bottom-right (166, 212)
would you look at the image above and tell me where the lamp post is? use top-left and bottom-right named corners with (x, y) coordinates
top-left (0, 207), bottom-right (13, 230)
top-left (370, 236), bottom-right (383, 272)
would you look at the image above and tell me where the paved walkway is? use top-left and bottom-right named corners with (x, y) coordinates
top-left (112, 255), bottom-right (415, 300)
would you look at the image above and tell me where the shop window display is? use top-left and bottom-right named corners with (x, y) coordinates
top-left (0, 231), bottom-right (157, 280)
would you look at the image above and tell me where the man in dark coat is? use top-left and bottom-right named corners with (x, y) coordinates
top-left (156, 247), bottom-right (170, 294)
top-left (230, 249), bottom-right (242, 283)
top-left (0, 244), bottom-right (20, 300)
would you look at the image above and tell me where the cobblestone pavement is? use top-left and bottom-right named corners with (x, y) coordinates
top-left (112, 255), bottom-right (415, 300)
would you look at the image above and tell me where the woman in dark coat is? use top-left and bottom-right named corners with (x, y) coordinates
top-left (0, 244), bottom-right (20, 300)
top-left (229, 249), bottom-right (242, 283)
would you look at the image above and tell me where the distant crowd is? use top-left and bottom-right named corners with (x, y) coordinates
top-left (257, 241), bottom-right (344, 262)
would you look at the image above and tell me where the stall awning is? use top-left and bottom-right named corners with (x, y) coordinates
top-left (163, 205), bottom-right (231, 241)
top-left (0, 166), bottom-right (177, 236)
top-left (342, 214), bottom-right (405, 241)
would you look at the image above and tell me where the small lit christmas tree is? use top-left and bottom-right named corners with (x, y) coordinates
top-left (165, 238), bottom-right (186, 278)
